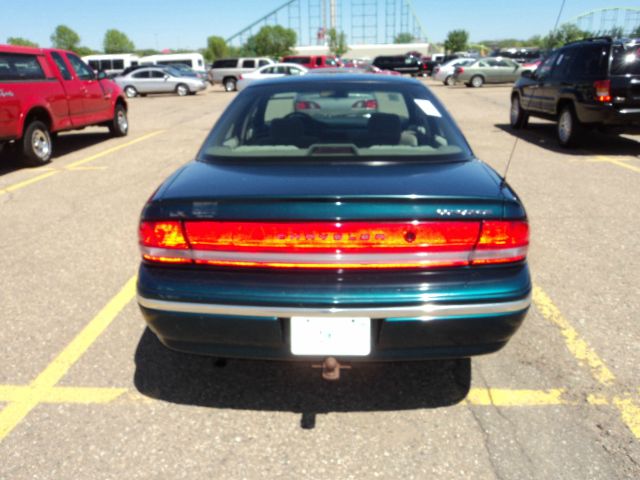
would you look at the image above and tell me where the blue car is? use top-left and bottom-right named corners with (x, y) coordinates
top-left (137, 75), bottom-right (531, 372)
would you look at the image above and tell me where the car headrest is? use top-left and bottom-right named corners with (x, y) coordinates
top-left (367, 113), bottom-right (402, 145)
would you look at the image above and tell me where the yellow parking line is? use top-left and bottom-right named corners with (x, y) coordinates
top-left (0, 276), bottom-right (136, 441)
top-left (614, 398), bottom-right (640, 438)
top-left (532, 285), bottom-right (615, 386)
top-left (66, 130), bottom-right (164, 168)
top-left (0, 130), bottom-right (164, 196)
top-left (465, 388), bottom-right (566, 406)
top-left (0, 386), bottom-right (126, 404)
top-left (595, 155), bottom-right (640, 174)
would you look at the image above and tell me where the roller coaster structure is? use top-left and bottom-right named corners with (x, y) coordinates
top-left (569, 7), bottom-right (640, 35)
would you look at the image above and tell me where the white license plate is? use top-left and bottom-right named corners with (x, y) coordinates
top-left (290, 317), bottom-right (371, 356)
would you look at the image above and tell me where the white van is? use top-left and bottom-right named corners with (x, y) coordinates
top-left (138, 53), bottom-right (206, 72)
top-left (82, 53), bottom-right (140, 77)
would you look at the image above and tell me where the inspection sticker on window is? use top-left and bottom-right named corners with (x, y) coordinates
top-left (414, 99), bottom-right (442, 117)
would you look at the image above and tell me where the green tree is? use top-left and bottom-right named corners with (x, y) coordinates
top-left (136, 48), bottom-right (160, 56)
top-left (75, 46), bottom-right (96, 56)
top-left (327, 28), bottom-right (348, 57)
top-left (244, 25), bottom-right (296, 59)
top-left (444, 30), bottom-right (469, 54)
top-left (50, 25), bottom-right (81, 51)
top-left (394, 32), bottom-right (414, 44)
top-left (205, 35), bottom-right (228, 62)
top-left (7, 37), bottom-right (39, 47)
top-left (103, 29), bottom-right (135, 53)
top-left (632, 25), bottom-right (640, 37)
top-left (542, 23), bottom-right (587, 49)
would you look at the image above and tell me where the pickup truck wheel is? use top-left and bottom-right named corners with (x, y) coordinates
top-left (21, 121), bottom-right (52, 166)
top-left (470, 75), bottom-right (484, 88)
top-left (557, 105), bottom-right (582, 148)
top-left (444, 75), bottom-right (455, 86)
top-left (224, 77), bottom-right (236, 92)
top-left (109, 104), bottom-right (129, 137)
top-left (124, 86), bottom-right (138, 98)
top-left (510, 95), bottom-right (529, 129)
top-left (176, 84), bottom-right (189, 96)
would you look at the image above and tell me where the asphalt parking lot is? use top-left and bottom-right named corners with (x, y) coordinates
top-left (1, 79), bottom-right (639, 479)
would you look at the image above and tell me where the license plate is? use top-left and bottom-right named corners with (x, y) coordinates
top-left (290, 317), bottom-right (371, 356)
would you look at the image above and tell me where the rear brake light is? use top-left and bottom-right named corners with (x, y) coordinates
top-left (456, 67), bottom-right (464, 74)
top-left (139, 220), bottom-right (528, 269)
top-left (238, 74), bottom-right (243, 80)
top-left (352, 99), bottom-right (378, 110)
top-left (594, 80), bottom-right (611, 103)
top-left (295, 101), bottom-right (320, 110)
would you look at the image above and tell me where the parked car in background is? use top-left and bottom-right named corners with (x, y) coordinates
top-left (237, 63), bottom-right (307, 91)
top-left (137, 75), bottom-right (531, 369)
top-left (82, 53), bottom-right (140, 77)
top-left (433, 58), bottom-right (476, 85)
top-left (115, 66), bottom-right (207, 97)
top-left (169, 63), bottom-right (208, 82)
top-left (209, 57), bottom-right (274, 91)
top-left (0, 45), bottom-right (128, 166)
top-left (281, 55), bottom-right (341, 69)
top-left (490, 47), bottom-right (541, 64)
top-left (307, 66), bottom-right (401, 76)
top-left (372, 54), bottom-right (424, 75)
top-left (139, 52), bottom-right (206, 73)
top-left (510, 36), bottom-right (640, 147)
top-left (453, 57), bottom-right (522, 87)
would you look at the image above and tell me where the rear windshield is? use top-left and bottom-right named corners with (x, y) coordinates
top-left (213, 59), bottom-right (238, 68)
top-left (611, 43), bottom-right (640, 76)
top-left (198, 81), bottom-right (472, 162)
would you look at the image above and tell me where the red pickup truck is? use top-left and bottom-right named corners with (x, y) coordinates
top-left (0, 45), bottom-right (128, 166)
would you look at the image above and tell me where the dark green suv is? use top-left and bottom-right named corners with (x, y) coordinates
top-left (510, 37), bottom-right (640, 147)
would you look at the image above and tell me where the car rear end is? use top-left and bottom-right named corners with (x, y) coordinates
top-left (137, 76), bottom-right (531, 362)
top-left (604, 39), bottom-right (640, 131)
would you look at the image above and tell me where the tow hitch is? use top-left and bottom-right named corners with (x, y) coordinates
top-left (313, 356), bottom-right (351, 381)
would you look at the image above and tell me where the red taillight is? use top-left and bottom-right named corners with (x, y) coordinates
top-left (594, 80), bottom-right (611, 103)
top-left (295, 101), bottom-right (320, 110)
top-left (139, 221), bottom-right (191, 264)
top-left (456, 67), bottom-right (464, 74)
top-left (352, 99), bottom-right (378, 110)
top-left (140, 220), bottom-right (528, 269)
top-left (238, 74), bottom-right (243, 80)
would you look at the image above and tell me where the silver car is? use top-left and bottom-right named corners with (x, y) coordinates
top-left (115, 67), bottom-right (207, 97)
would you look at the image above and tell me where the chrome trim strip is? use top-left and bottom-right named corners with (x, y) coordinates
top-left (137, 294), bottom-right (531, 320)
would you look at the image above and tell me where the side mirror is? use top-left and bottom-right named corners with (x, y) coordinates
top-left (97, 71), bottom-right (108, 80)
top-left (164, 75), bottom-right (170, 80)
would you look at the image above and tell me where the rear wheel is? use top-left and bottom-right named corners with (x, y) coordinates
top-left (510, 95), bottom-right (529, 129)
top-left (176, 84), bottom-right (189, 96)
top-left (444, 75), bottom-right (455, 86)
top-left (108, 104), bottom-right (129, 137)
top-left (224, 77), bottom-right (236, 92)
top-left (124, 86), bottom-right (138, 98)
top-left (470, 75), bottom-right (484, 88)
top-left (20, 120), bottom-right (52, 166)
top-left (557, 105), bottom-right (582, 148)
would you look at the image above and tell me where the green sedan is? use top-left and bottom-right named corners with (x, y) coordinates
top-left (452, 57), bottom-right (523, 87)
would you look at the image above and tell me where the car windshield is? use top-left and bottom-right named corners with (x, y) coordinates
top-left (198, 80), bottom-right (472, 161)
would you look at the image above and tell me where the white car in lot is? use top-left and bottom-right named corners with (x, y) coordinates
top-left (433, 58), bottom-right (476, 85)
top-left (237, 63), bottom-right (308, 91)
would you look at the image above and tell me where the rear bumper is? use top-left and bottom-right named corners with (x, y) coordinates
top-left (577, 103), bottom-right (640, 129)
top-left (137, 263), bottom-right (531, 360)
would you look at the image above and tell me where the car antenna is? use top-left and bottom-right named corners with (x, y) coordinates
top-left (500, 136), bottom-right (519, 188)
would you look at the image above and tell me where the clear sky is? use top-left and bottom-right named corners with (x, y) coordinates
top-left (1, 0), bottom-right (621, 50)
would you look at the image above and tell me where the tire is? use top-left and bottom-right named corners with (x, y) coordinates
top-left (510, 95), bottom-right (529, 129)
top-left (470, 75), bottom-right (484, 88)
top-left (557, 105), bottom-right (583, 148)
top-left (176, 84), bottom-right (189, 96)
top-left (124, 86), bottom-right (138, 98)
top-left (108, 104), bottom-right (129, 137)
top-left (224, 77), bottom-right (236, 92)
top-left (444, 75), bottom-right (455, 86)
top-left (20, 120), bottom-right (52, 166)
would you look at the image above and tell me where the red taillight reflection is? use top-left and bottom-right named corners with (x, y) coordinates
top-left (139, 220), bottom-right (528, 268)
top-left (295, 101), bottom-right (320, 110)
top-left (352, 99), bottom-right (378, 110)
top-left (594, 80), bottom-right (611, 103)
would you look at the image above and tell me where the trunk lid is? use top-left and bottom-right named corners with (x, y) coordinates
top-left (610, 42), bottom-right (640, 108)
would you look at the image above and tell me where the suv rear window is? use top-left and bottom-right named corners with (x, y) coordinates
top-left (200, 82), bottom-right (471, 161)
top-left (0, 53), bottom-right (46, 81)
top-left (611, 43), bottom-right (640, 76)
top-left (570, 44), bottom-right (609, 78)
